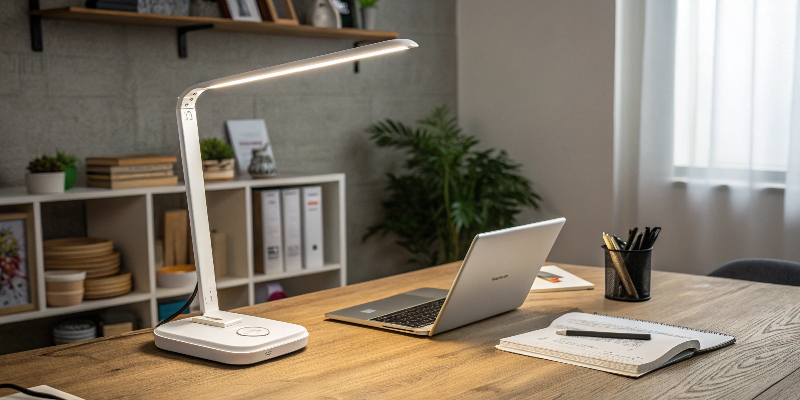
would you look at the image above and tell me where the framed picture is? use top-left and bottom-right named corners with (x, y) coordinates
top-left (257, 0), bottom-right (298, 25)
top-left (0, 212), bottom-right (37, 316)
top-left (219, 0), bottom-right (263, 22)
top-left (332, 0), bottom-right (356, 28)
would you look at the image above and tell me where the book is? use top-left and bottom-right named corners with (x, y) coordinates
top-left (302, 186), bottom-right (324, 269)
top-left (87, 175), bottom-right (178, 189)
top-left (496, 312), bottom-right (735, 378)
top-left (86, 170), bottom-right (174, 181)
top-left (530, 265), bottom-right (595, 292)
top-left (226, 119), bottom-right (274, 174)
top-left (281, 189), bottom-right (303, 272)
top-left (85, 163), bottom-right (174, 174)
top-left (253, 189), bottom-right (284, 275)
top-left (86, 154), bottom-right (177, 166)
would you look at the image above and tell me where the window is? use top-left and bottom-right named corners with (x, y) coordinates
top-left (673, 0), bottom-right (797, 186)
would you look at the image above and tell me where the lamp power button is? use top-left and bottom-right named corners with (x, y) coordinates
top-left (237, 327), bottom-right (270, 336)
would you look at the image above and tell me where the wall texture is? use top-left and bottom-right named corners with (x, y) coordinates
top-left (457, 0), bottom-right (616, 267)
top-left (0, 0), bottom-right (457, 284)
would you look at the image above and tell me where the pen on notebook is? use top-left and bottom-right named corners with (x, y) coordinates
top-left (556, 330), bottom-right (651, 340)
top-left (537, 271), bottom-right (562, 283)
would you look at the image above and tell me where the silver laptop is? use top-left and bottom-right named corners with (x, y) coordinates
top-left (325, 218), bottom-right (565, 336)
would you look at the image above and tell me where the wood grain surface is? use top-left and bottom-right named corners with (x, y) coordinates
top-left (1, 262), bottom-right (799, 400)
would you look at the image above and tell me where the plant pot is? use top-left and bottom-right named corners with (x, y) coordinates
top-left (26, 171), bottom-right (65, 194)
top-left (361, 6), bottom-right (378, 30)
top-left (202, 158), bottom-right (235, 181)
top-left (63, 166), bottom-right (77, 190)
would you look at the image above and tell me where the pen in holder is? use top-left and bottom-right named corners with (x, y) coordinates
top-left (603, 245), bottom-right (651, 302)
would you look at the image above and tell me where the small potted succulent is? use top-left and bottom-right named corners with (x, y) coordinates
top-left (200, 138), bottom-right (235, 182)
top-left (357, 0), bottom-right (379, 30)
top-left (56, 151), bottom-right (79, 190)
top-left (26, 154), bottom-right (66, 194)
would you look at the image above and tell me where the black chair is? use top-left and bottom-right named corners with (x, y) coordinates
top-left (708, 258), bottom-right (800, 287)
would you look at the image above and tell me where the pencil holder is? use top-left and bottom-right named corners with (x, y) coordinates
top-left (603, 245), bottom-right (651, 302)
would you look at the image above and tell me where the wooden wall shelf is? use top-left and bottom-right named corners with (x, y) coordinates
top-left (28, 7), bottom-right (399, 58)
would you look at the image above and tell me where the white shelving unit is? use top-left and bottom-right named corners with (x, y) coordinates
top-left (0, 173), bottom-right (346, 328)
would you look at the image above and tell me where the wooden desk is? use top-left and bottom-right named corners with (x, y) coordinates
top-left (1, 263), bottom-right (799, 399)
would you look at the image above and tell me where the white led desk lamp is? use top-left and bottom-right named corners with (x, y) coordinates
top-left (154, 39), bottom-right (418, 365)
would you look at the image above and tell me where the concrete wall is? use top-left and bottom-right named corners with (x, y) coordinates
top-left (0, 0), bottom-right (457, 284)
top-left (457, 0), bottom-right (616, 267)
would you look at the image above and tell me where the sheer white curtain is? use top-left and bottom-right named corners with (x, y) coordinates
top-left (614, 0), bottom-right (800, 275)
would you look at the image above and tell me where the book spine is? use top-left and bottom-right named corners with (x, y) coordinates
top-left (281, 188), bottom-right (303, 272)
top-left (302, 186), bottom-right (324, 269)
top-left (86, 163), bottom-right (174, 174)
top-left (262, 190), bottom-right (284, 275)
top-left (252, 190), bottom-right (265, 274)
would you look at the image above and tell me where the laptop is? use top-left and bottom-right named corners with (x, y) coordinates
top-left (325, 218), bottom-right (565, 336)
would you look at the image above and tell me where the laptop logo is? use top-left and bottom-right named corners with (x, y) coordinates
top-left (361, 309), bottom-right (377, 313)
top-left (492, 275), bottom-right (509, 281)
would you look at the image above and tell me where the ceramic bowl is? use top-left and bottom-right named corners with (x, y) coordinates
top-left (156, 265), bottom-right (197, 288)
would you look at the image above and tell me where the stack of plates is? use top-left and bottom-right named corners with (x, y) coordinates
top-left (44, 238), bottom-right (121, 278)
top-left (53, 320), bottom-right (97, 345)
top-left (84, 272), bottom-right (132, 300)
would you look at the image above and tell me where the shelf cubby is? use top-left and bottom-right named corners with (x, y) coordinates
top-left (0, 173), bottom-right (346, 332)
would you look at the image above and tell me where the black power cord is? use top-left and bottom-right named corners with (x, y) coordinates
top-left (0, 286), bottom-right (198, 398)
top-left (156, 283), bottom-right (199, 328)
top-left (0, 383), bottom-right (66, 400)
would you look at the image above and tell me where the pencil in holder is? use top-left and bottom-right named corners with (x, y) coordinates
top-left (603, 245), bottom-right (651, 302)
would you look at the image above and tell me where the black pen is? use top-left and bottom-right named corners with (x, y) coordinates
top-left (556, 330), bottom-right (651, 340)
top-left (647, 227), bottom-right (661, 248)
top-left (641, 227), bottom-right (651, 249)
top-left (624, 228), bottom-right (638, 251)
top-left (630, 232), bottom-right (643, 251)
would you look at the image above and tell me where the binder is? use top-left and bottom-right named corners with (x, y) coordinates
top-left (253, 189), bottom-right (284, 275)
top-left (282, 188), bottom-right (303, 272)
top-left (302, 186), bottom-right (324, 269)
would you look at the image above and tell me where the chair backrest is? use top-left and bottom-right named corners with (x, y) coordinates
top-left (708, 258), bottom-right (800, 287)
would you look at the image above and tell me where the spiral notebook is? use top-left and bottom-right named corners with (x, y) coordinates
top-left (496, 312), bottom-right (735, 377)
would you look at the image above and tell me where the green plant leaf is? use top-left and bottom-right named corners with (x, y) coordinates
top-left (363, 106), bottom-right (543, 267)
top-left (199, 137), bottom-right (235, 161)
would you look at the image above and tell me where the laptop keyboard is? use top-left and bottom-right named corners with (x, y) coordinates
top-left (369, 298), bottom-right (446, 328)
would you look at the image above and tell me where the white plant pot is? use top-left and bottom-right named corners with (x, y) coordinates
top-left (26, 171), bottom-right (65, 194)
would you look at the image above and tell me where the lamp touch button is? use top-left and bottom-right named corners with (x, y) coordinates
top-left (237, 327), bottom-right (270, 337)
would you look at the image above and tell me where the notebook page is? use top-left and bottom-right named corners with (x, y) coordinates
top-left (499, 313), bottom-right (695, 372)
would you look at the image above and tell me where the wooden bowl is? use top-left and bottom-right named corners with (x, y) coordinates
top-left (84, 272), bottom-right (132, 299)
top-left (47, 290), bottom-right (84, 307)
top-left (43, 238), bottom-right (113, 259)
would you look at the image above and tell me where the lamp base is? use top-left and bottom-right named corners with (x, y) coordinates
top-left (154, 311), bottom-right (308, 365)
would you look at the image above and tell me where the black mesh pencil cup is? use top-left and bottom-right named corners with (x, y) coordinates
top-left (603, 245), bottom-right (651, 301)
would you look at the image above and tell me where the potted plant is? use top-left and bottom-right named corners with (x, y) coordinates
top-left (26, 154), bottom-right (66, 194)
top-left (200, 138), bottom-right (235, 181)
top-left (56, 151), bottom-right (79, 190)
top-left (357, 0), bottom-right (378, 30)
top-left (364, 106), bottom-right (542, 267)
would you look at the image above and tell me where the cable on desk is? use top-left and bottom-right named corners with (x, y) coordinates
top-left (156, 283), bottom-right (199, 328)
top-left (0, 384), bottom-right (66, 400)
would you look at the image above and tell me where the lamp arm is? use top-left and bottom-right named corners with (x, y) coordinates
top-left (176, 88), bottom-right (218, 314)
top-left (174, 39), bottom-right (418, 316)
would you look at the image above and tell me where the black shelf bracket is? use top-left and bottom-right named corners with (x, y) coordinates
top-left (178, 24), bottom-right (214, 58)
top-left (353, 40), bottom-right (372, 74)
top-left (29, 0), bottom-right (42, 52)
